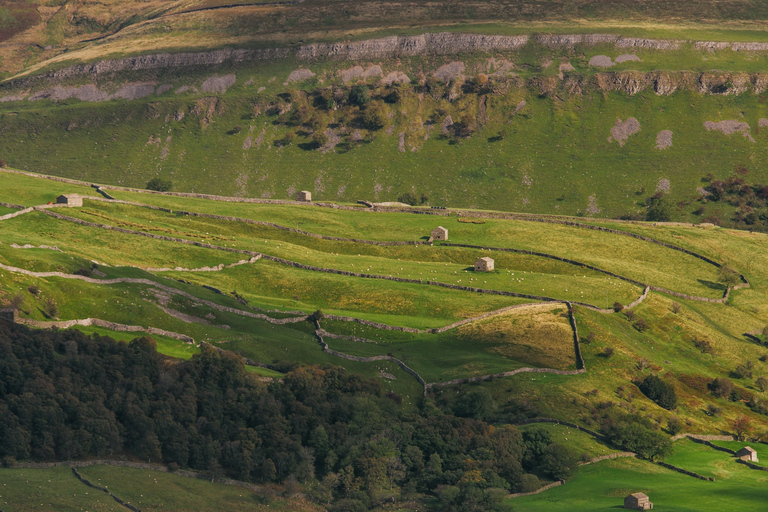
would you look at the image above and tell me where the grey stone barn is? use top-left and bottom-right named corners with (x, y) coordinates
top-left (736, 446), bottom-right (758, 462)
top-left (56, 194), bottom-right (83, 207)
top-left (431, 226), bottom-right (448, 241)
top-left (297, 190), bottom-right (312, 202)
top-left (474, 257), bottom-right (494, 272)
top-left (624, 492), bottom-right (653, 510)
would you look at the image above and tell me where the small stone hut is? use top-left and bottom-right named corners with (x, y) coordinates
top-left (624, 492), bottom-right (653, 510)
top-left (736, 446), bottom-right (758, 462)
top-left (56, 194), bottom-right (83, 207)
top-left (0, 308), bottom-right (19, 323)
top-left (297, 190), bottom-right (312, 202)
top-left (431, 226), bottom-right (448, 241)
top-left (474, 257), bottom-right (494, 272)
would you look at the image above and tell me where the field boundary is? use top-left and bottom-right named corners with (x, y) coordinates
top-left (83, 194), bottom-right (739, 302)
top-left (12, 459), bottom-right (264, 492)
top-left (313, 318), bottom-right (429, 394)
top-left (16, 316), bottom-right (195, 342)
top-left (71, 467), bottom-right (141, 512)
top-left (38, 207), bottom-right (643, 311)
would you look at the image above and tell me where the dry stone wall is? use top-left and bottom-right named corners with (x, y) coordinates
top-left (14, 459), bottom-right (263, 493)
top-left (426, 367), bottom-right (586, 390)
top-left (17, 317), bottom-right (195, 343)
top-left (508, 479), bottom-right (564, 498)
top-left (514, 418), bottom-right (607, 441)
top-left (653, 460), bottom-right (714, 481)
top-left (313, 319), bottom-right (427, 393)
top-left (71, 467), bottom-right (141, 512)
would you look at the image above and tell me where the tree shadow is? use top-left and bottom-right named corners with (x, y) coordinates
top-left (698, 279), bottom-right (727, 291)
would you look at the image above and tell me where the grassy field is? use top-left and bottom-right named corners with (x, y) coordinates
top-left (0, 465), bottom-right (319, 512)
top-left (3, 171), bottom-right (768, 433)
top-left (4, 35), bottom-right (768, 228)
top-left (511, 447), bottom-right (768, 511)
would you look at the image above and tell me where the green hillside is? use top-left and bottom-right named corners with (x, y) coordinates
top-left (4, 36), bottom-right (768, 229)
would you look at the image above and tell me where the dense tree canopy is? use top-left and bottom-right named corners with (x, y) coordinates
top-left (0, 322), bottom-right (579, 510)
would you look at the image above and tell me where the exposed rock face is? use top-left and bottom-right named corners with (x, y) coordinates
top-left (25, 81), bottom-right (190, 102)
top-left (286, 68), bottom-right (315, 83)
top-left (608, 117), bottom-right (641, 146)
top-left (433, 61), bottom-right (465, 82)
top-left (589, 55), bottom-right (614, 68)
top-left (535, 34), bottom-right (681, 49)
top-left (696, 41), bottom-right (768, 51)
top-left (200, 74), bottom-right (236, 93)
top-left (656, 130), bottom-right (673, 149)
top-left (340, 65), bottom-right (382, 83)
top-left (594, 72), bottom-right (650, 95)
top-left (380, 71), bottom-right (410, 85)
top-left (296, 33), bottom-right (529, 60)
top-left (704, 120), bottom-right (755, 142)
top-left (614, 54), bottom-right (640, 63)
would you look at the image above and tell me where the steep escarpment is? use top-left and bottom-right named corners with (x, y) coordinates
top-left (7, 31), bottom-right (763, 87)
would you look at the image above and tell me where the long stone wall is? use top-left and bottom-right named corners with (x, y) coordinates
top-left (14, 459), bottom-right (263, 493)
top-left (566, 302), bottom-right (585, 370)
top-left (71, 467), bottom-right (141, 512)
top-left (426, 367), bottom-right (586, 390)
top-left (17, 317), bottom-right (195, 343)
top-left (653, 460), bottom-right (714, 481)
top-left (579, 451), bottom-right (636, 466)
top-left (513, 417), bottom-right (607, 441)
top-left (313, 319), bottom-right (428, 394)
top-left (737, 459), bottom-right (768, 472)
top-left (508, 479), bottom-right (564, 498)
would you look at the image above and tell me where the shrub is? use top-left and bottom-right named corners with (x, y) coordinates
top-left (43, 297), bottom-right (58, 318)
top-left (312, 131), bottom-right (329, 149)
top-left (733, 416), bottom-right (752, 441)
top-left (539, 443), bottom-right (580, 480)
top-left (9, 292), bottom-right (24, 310)
top-left (452, 113), bottom-right (477, 139)
top-left (646, 197), bottom-right (672, 222)
top-left (706, 404), bottom-right (722, 416)
top-left (613, 302), bottom-right (624, 312)
top-left (602, 347), bottom-right (615, 358)
top-left (709, 377), bottom-right (734, 399)
top-left (671, 302), bottom-right (682, 314)
top-left (74, 267), bottom-right (93, 277)
top-left (693, 337), bottom-right (714, 354)
top-left (667, 416), bottom-right (684, 435)
top-left (633, 318), bottom-right (649, 332)
top-left (349, 85), bottom-right (370, 106)
top-left (362, 101), bottom-right (387, 130)
top-left (717, 265), bottom-right (741, 288)
top-left (757, 376), bottom-right (768, 392)
top-left (309, 310), bottom-right (324, 322)
top-left (27, 285), bottom-right (40, 296)
top-left (733, 363), bottom-right (753, 380)
top-left (516, 473), bottom-right (540, 493)
top-left (602, 415), bottom-right (671, 461)
top-left (146, 177), bottom-right (172, 192)
top-left (638, 374), bottom-right (678, 410)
